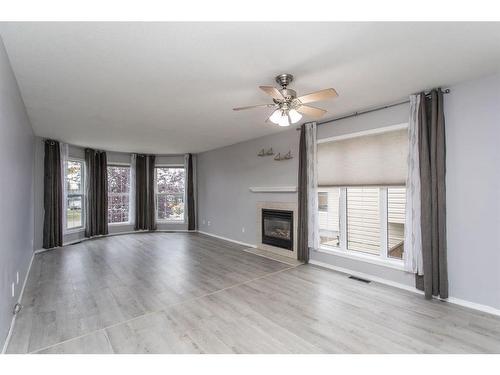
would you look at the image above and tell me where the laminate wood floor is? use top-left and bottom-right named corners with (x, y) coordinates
top-left (7, 232), bottom-right (500, 354)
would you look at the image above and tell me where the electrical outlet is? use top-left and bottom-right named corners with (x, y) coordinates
top-left (242, 227), bottom-right (245, 233)
top-left (11, 282), bottom-right (15, 298)
top-left (16, 271), bottom-right (19, 284)
top-left (202, 219), bottom-right (206, 225)
top-left (207, 221), bottom-right (211, 226)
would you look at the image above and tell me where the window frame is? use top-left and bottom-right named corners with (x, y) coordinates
top-left (318, 192), bottom-right (329, 212)
top-left (107, 163), bottom-right (132, 226)
top-left (318, 186), bottom-right (405, 270)
top-left (154, 164), bottom-right (186, 224)
top-left (65, 158), bottom-right (85, 232)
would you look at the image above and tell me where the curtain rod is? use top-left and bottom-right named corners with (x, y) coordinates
top-left (296, 88), bottom-right (451, 129)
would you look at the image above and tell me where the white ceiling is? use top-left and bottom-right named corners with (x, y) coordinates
top-left (1, 22), bottom-right (499, 154)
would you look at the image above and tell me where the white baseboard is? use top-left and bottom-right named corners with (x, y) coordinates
top-left (446, 297), bottom-right (500, 317)
top-left (1, 251), bottom-right (35, 354)
top-left (197, 230), bottom-right (256, 249)
top-left (309, 259), bottom-right (500, 317)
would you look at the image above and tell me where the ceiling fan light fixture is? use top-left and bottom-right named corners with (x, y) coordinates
top-left (278, 112), bottom-right (290, 127)
top-left (288, 109), bottom-right (302, 123)
top-left (269, 109), bottom-right (282, 124)
top-left (233, 73), bottom-right (338, 125)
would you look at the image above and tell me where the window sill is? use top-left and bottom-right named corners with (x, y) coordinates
top-left (157, 220), bottom-right (186, 224)
top-left (108, 222), bottom-right (132, 226)
top-left (315, 246), bottom-right (405, 271)
top-left (65, 227), bottom-right (85, 234)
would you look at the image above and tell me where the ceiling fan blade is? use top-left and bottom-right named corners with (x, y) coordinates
top-left (233, 104), bottom-right (274, 111)
top-left (296, 88), bottom-right (338, 104)
top-left (259, 86), bottom-right (284, 100)
top-left (296, 105), bottom-right (327, 118)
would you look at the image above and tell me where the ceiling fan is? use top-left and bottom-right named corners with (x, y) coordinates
top-left (233, 73), bottom-right (338, 127)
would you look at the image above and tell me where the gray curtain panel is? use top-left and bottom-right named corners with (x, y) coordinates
top-left (135, 154), bottom-right (157, 231)
top-left (297, 125), bottom-right (309, 262)
top-left (416, 89), bottom-right (448, 299)
top-left (43, 140), bottom-right (63, 249)
top-left (85, 149), bottom-right (108, 237)
top-left (187, 153), bottom-right (196, 230)
top-left (147, 155), bottom-right (156, 230)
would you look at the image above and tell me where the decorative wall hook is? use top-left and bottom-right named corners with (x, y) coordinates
top-left (258, 148), bottom-right (275, 157)
top-left (273, 150), bottom-right (294, 161)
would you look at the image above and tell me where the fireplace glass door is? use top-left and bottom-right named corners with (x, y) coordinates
top-left (262, 209), bottom-right (293, 250)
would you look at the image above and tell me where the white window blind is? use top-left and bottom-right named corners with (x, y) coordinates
top-left (346, 187), bottom-right (380, 255)
top-left (317, 128), bottom-right (408, 186)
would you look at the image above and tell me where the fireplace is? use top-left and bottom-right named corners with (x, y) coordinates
top-left (261, 209), bottom-right (293, 250)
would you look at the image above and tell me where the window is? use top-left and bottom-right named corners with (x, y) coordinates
top-left (347, 187), bottom-right (380, 255)
top-left (319, 187), bottom-right (406, 261)
top-left (155, 166), bottom-right (185, 222)
top-left (318, 192), bottom-right (328, 212)
top-left (387, 187), bottom-right (406, 259)
top-left (107, 165), bottom-right (131, 224)
top-left (66, 160), bottom-right (84, 230)
top-left (317, 126), bottom-right (408, 265)
top-left (318, 188), bottom-right (340, 247)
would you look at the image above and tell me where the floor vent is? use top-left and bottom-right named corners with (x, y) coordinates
top-left (348, 275), bottom-right (371, 284)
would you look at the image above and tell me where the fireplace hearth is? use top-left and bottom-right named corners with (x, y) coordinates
top-left (261, 209), bottom-right (293, 250)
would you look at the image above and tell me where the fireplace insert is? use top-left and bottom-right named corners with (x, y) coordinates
top-left (261, 209), bottom-right (293, 250)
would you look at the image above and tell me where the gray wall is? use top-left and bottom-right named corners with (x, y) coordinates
top-left (0, 38), bottom-right (34, 349)
top-left (445, 73), bottom-right (500, 310)
top-left (197, 73), bottom-right (500, 310)
top-left (197, 129), bottom-right (299, 245)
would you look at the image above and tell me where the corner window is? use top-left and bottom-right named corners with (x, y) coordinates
top-left (155, 166), bottom-right (185, 222)
top-left (107, 165), bottom-right (131, 224)
top-left (66, 160), bottom-right (84, 230)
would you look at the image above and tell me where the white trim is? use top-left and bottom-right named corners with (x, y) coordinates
top-left (155, 164), bottom-right (184, 168)
top-left (309, 259), bottom-right (419, 294)
top-left (379, 186), bottom-right (389, 260)
top-left (65, 158), bottom-right (86, 233)
top-left (446, 297), bottom-right (500, 317)
top-left (317, 123), bottom-right (408, 144)
top-left (107, 162), bottom-right (131, 167)
top-left (249, 186), bottom-right (297, 193)
top-left (1, 251), bottom-right (35, 354)
top-left (315, 246), bottom-right (405, 271)
top-left (197, 230), bottom-right (256, 249)
top-left (309, 259), bottom-right (500, 317)
top-left (108, 221), bottom-right (132, 226)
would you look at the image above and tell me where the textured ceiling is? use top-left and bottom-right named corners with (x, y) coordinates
top-left (1, 22), bottom-right (499, 153)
